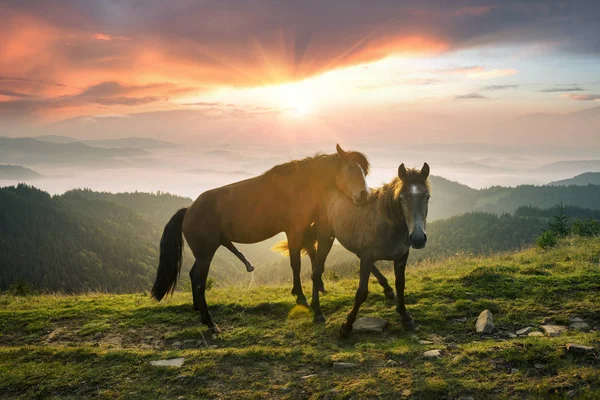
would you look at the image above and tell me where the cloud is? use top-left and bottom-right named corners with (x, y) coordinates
top-left (442, 66), bottom-right (517, 80)
top-left (561, 93), bottom-right (600, 101)
top-left (0, 1), bottom-right (599, 120)
top-left (455, 93), bottom-right (488, 100)
top-left (540, 86), bottom-right (584, 93)
top-left (483, 84), bottom-right (519, 91)
top-left (92, 33), bottom-right (131, 41)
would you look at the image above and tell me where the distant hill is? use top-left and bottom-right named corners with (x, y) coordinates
top-left (34, 135), bottom-right (176, 149)
top-left (548, 172), bottom-right (600, 186)
top-left (537, 160), bottom-right (600, 175)
top-left (0, 165), bottom-right (43, 180)
top-left (0, 137), bottom-right (147, 166)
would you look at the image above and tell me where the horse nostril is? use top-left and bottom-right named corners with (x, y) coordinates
top-left (423, 233), bottom-right (427, 243)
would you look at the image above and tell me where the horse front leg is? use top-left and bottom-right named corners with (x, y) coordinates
top-left (340, 256), bottom-right (373, 337)
top-left (371, 264), bottom-right (396, 302)
top-left (394, 251), bottom-right (415, 330)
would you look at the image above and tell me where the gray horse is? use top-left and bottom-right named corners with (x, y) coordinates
top-left (310, 163), bottom-right (431, 336)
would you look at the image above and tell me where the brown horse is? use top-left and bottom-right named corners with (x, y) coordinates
top-left (151, 144), bottom-right (371, 332)
top-left (277, 163), bottom-right (430, 335)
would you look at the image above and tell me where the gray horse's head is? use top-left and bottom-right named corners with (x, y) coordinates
top-left (397, 163), bottom-right (431, 249)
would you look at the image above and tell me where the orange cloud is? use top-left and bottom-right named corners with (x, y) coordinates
top-left (561, 93), bottom-right (600, 101)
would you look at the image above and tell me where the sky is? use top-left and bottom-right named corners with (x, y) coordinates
top-left (1, 0), bottom-right (600, 148)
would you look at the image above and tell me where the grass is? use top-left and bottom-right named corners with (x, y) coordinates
top-left (1, 238), bottom-right (599, 399)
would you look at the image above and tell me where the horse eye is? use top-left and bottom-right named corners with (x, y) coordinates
top-left (427, 195), bottom-right (431, 200)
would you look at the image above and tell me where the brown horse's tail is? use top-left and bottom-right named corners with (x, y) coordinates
top-left (271, 223), bottom-right (317, 256)
top-left (152, 207), bottom-right (188, 301)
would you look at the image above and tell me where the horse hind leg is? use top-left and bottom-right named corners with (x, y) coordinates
top-left (189, 262), bottom-right (200, 311)
top-left (189, 242), bottom-right (220, 333)
top-left (371, 265), bottom-right (396, 302)
top-left (222, 239), bottom-right (255, 272)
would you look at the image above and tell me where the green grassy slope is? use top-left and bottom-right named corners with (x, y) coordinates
top-left (1, 238), bottom-right (599, 399)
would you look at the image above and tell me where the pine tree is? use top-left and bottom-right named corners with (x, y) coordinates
top-left (548, 202), bottom-right (570, 237)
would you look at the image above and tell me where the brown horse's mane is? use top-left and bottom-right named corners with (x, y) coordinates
top-left (264, 151), bottom-right (370, 177)
top-left (370, 168), bottom-right (430, 223)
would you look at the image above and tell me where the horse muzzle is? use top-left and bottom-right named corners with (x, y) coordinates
top-left (409, 232), bottom-right (427, 249)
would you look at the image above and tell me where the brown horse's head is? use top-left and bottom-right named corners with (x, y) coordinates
top-left (335, 144), bottom-right (370, 205)
top-left (397, 163), bottom-right (431, 249)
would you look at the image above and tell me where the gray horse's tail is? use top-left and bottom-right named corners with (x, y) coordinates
top-left (151, 208), bottom-right (188, 301)
top-left (271, 223), bottom-right (317, 256)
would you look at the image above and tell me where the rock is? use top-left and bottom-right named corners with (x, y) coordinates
top-left (541, 325), bottom-right (568, 337)
top-left (209, 344), bottom-right (218, 349)
top-left (46, 328), bottom-right (64, 342)
top-left (386, 359), bottom-right (400, 367)
top-left (333, 362), bottom-right (359, 369)
top-left (352, 317), bottom-right (387, 333)
top-left (418, 340), bottom-right (434, 345)
top-left (453, 317), bottom-right (467, 323)
top-left (171, 341), bottom-right (183, 348)
top-left (516, 327), bottom-right (532, 335)
top-left (446, 343), bottom-right (458, 350)
top-left (423, 349), bottom-right (442, 358)
top-left (569, 321), bottom-right (590, 331)
top-left (150, 358), bottom-right (185, 368)
top-left (300, 374), bottom-right (317, 380)
top-left (566, 343), bottom-right (595, 354)
top-left (508, 333), bottom-right (517, 338)
top-left (182, 339), bottom-right (197, 349)
top-left (570, 317), bottom-right (584, 323)
top-left (475, 309), bottom-right (495, 334)
top-left (428, 334), bottom-right (444, 344)
top-left (528, 331), bottom-right (544, 337)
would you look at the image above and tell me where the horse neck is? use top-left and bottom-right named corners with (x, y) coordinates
top-left (376, 184), bottom-right (405, 225)
top-left (305, 155), bottom-right (340, 193)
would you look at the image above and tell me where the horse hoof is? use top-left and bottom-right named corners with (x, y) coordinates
top-left (208, 324), bottom-right (222, 334)
top-left (318, 282), bottom-right (326, 293)
top-left (402, 319), bottom-right (416, 331)
top-left (384, 290), bottom-right (397, 302)
top-left (296, 298), bottom-right (309, 308)
top-left (246, 264), bottom-right (255, 272)
top-left (314, 314), bottom-right (326, 323)
top-left (339, 324), bottom-right (352, 338)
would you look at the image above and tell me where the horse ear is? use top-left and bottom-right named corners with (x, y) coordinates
top-left (398, 163), bottom-right (407, 180)
top-left (336, 143), bottom-right (347, 158)
top-left (421, 162), bottom-right (430, 179)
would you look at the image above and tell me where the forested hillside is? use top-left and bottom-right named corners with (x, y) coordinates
top-left (428, 178), bottom-right (600, 220)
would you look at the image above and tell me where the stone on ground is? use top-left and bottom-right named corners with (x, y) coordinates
top-left (516, 327), bottom-right (532, 335)
top-left (386, 359), bottom-right (400, 367)
top-left (352, 317), bottom-right (387, 333)
top-left (423, 349), bottom-right (442, 358)
top-left (418, 340), bottom-right (434, 345)
top-left (333, 362), bottom-right (359, 369)
top-left (150, 358), bottom-right (185, 368)
top-left (528, 331), bottom-right (544, 337)
top-left (541, 325), bottom-right (568, 337)
top-left (171, 341), bottom-right (183, 349)
top-left (566, 343), bottom-right (595, 354)
top-left (475, 309), bottom-right (495, 334)
top-left (569, 318), bottom-right (590, 331)
top-left (300, 374), bottom-right (317, 380)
